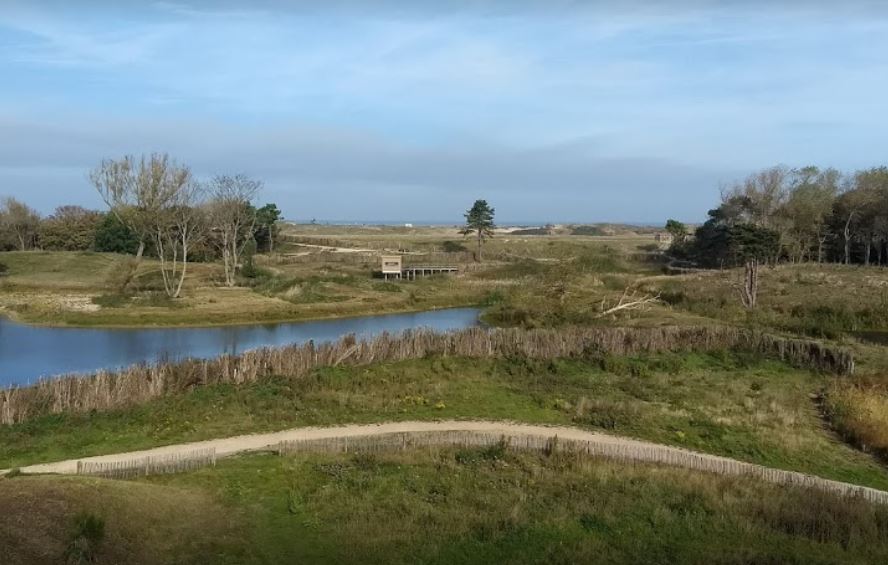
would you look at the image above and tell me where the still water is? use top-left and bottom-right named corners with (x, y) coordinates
top-left (0, 308), bottom-right (480, 387)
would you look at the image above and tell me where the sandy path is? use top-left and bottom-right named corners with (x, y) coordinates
top-left (7, 420), bottom-right (888, 504)
top-left (17, 421), bottom-right (651, 474)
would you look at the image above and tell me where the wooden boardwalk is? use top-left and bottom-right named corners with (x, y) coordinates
top-left (386, 265), bottom-right (459, 280)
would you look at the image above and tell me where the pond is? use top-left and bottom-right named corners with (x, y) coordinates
top-left (0, 308), bottom-right (481, 387)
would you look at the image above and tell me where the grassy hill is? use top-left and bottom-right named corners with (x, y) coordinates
top-left (4, 447), bottom-right (888, 564)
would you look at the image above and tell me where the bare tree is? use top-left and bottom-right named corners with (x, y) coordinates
top-left (153, 182), bottom-right (206, 298)
top-left (207, 174), bottom-right (262, 287)
top-left (723, 166), bottom-right (788, 229)
top-left (736, 259), bottom-right (759, 309)
top-left (90, 154), bottom-right (190, 260)
top-left (0, 197), bottom-right (40, 251)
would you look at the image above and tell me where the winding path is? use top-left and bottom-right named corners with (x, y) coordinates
top-left (8, 420), bottom-right (888, 504)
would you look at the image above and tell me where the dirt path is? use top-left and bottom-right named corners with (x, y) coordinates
top-left (0, 420), bottom-right (881, 504)
top-left (4, 420), bottom-right (886, 503)
top-left (15, 421), bottom-right (638, 474)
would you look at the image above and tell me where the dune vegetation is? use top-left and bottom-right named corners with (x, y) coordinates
top-left (5, 219), bottom-right (888, 563)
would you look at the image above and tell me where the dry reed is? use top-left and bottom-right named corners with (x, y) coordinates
top-left (0, 326), bottom-right (854, 425)
top-left (278, 431), bottom-right (888, 506)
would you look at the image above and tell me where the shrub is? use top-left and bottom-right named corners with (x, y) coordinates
top-left (38, 206), bottom-right (103, 251)
top-left (105, 257), bottom-right (140, 294)
top-left (570, 225), bottom-right (605, 236)
top-left (94, 214), bottom-right (139, 254)
top-left (0, 261), bottom-right (7, 277)
top-left (372, 282), bottom-right (402, 293)
top-left (442, 240), bottom-right (468, 253)
top-left (65, 512), bottom-right (105, 564)
top-left (480, 289), bottom-right (506, 306)
top-left (510, 227), bottom-right (550, 236)
top-left (456, 439), bottom-right (508, 464)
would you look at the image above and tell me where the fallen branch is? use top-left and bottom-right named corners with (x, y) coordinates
top-left (596, 288), bottom-right (661, 318)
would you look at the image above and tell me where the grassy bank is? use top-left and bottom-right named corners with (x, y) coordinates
top-left (644, 263), bottom-right (888, 339)
top-left (3, 354), bottom-right (886, 489)
top-left (6, 447), bottom-right (888, 564)
top-left (0, 251), bottom-right (487, 327)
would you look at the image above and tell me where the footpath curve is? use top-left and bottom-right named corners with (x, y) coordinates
top-left (8, 420), bottom-right (888, 505)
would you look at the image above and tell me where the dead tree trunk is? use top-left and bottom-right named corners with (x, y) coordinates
top-left (738, 259), bottom-right (759, 309)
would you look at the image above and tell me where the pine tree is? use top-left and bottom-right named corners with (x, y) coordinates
top-left (460, 199), bottom-right (495, 262)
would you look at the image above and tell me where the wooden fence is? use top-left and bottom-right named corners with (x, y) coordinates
top-left (278, 431), bottom-right (888, 506)
top-left (75, 448), bottom-right (217, 480)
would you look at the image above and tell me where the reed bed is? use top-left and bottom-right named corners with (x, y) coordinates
top-left (75, 447), bottom-right (216, 480)
top-left (0, 326), bottom-right (854, 425)
top-left (278, 431), bottom-right (888, 506)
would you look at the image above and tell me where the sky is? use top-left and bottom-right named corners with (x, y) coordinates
top-left (1, 1), bottom-right (887, 224)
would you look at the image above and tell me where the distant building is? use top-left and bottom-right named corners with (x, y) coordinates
top-left (404, 223), bottom-right (414, 228)
top-left (381, 255), bottom-right (403, 280)
top-left (654, 232), bottom-right (674, 246)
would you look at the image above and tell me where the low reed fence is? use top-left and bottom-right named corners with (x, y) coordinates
top-left (278, 431), bottom-right (888, 506)
top-left (275, 251), bottom-right (377, 266)
top-left (0, 326), bottom-right (854, 425)
top-left (275, 250), bottom-right (472, 266)
top-left (75, 448), bottom-right (216, 480)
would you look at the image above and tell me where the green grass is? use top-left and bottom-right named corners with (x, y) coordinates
top-left (143, 448), bottom-right (888, 564)
top-left (4, 353), bottom-right (887, 489)
top-left (0, 474), bottom-right (240, 565)
top-left (7, 447), bottom-right (888, 564)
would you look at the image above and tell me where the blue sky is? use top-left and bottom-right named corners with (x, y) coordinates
top-left (1, 1), bottom-right (887, 223)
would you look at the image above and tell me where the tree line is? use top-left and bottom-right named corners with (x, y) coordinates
top-left (668, 165), bottom-right (888, 268)
top-left (0, 153), bottom-right (282, 297)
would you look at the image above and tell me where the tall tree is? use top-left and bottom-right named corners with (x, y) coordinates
top-left (0, 197), bottom-right (40, 251)
top-left (254, 203), bottom-right (282, 253)
top-left (153, 183), bottom-right (206, 298)
top-left (779, 167), bottom-right (839, 263)
top-left (723, 166), bottom-right (788, 229)
top-left (460, 199), bottom-right (495, 262)
top-left (664, 219), bottom-right (688, 243)
top-left (90, 153), bottom-right (190, 260)
top-left (852, 167), bottom-right (888, 266)
top-left (207, 174), bottom-right (262, 286)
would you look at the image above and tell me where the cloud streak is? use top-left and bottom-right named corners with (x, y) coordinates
top-left (0, 1), bottom-right (886, 222)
